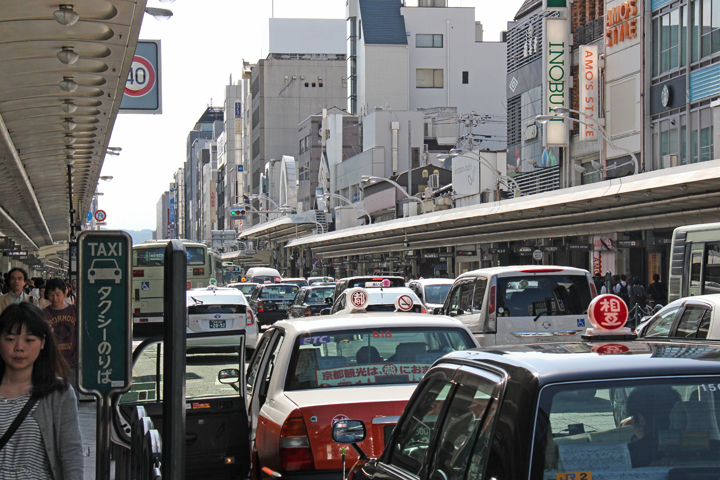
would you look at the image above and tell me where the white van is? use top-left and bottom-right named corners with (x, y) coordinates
top-left (436, 266), bottom-right (596, 346)
top-left (186, 287), bottom-right (259, 352)
top-left (244, 267), bottom-right (281, 285)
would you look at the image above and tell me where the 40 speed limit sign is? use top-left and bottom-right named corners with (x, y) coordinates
top-left (120, 40), bottom-right (162, 114)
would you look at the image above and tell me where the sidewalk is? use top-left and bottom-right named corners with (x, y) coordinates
top-left (78, 400), bottom-right (97, 479)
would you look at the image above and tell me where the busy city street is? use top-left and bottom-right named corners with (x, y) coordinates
top-left (3, 0), bottom-right (720, 479)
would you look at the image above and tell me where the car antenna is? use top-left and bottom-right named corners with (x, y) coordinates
top-left (190, 296), bottom-right (203, 305)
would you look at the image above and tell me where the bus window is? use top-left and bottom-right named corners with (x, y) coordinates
top-left (134, 248), bottom-right (164, 267)
top-left (187, 247), bottom-right (205, 265)
top-left (704, 243), bottom-right (720, 295)
top-left (691, 251), bottom-right (703, 287)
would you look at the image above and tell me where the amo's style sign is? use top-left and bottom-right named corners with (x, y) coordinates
top-left (77, 231), bottom-right (132, 397)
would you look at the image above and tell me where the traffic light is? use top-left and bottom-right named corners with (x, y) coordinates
top-left (230, 207), bottom-right (246, 219)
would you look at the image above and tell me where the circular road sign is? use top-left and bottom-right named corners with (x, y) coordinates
top-left (532, 249), bottom-right (543, 261)
top-left (348, 288), bottom-right (369, 310)
top-left (312, 257), bottom-right (318, 265)
top-left (94, 210), bottom-right (107, 222)
top-left (588, 294), bottom-right (629, 330)
top-left (381, 279), bottom-right (391, 287)
top-left (395, 294), bottom-right (414, 312)
top-left (124, 55), bottom-right (156, 97)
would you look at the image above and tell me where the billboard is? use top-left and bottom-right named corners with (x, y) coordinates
top-left (542, 17), bottom-right (570, 147)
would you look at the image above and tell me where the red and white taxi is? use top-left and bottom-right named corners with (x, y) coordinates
top-left (245, 293), bottom-right (478, 479)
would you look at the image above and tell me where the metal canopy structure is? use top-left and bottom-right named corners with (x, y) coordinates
top-left (286, 161), bottom-right (720, 258)
top-left (238, 215), bottom-right (326, 244)
top-left (0, 0), bottom-right (146, 251)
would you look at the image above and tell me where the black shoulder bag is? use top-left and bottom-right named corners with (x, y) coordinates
top-left (0, 394), bottom-right (39, 450)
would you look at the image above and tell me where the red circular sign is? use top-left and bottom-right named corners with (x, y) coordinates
top-left (592, 343), bottom-right (630, 355)
top-left (124, 55), bottom-right (156, 97)
top-left (94, 209), bottom-right (107, 222)
top-left (588, 294), bottom-right (629, 330)
top-left (349, 289), bottom-right (369, 309)
top-left (395, 294), bottom-right (414, 312)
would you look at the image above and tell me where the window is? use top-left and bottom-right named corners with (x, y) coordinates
top-left (653, 8), bottom-right (684, 76)
top-left (462, 71), bottom-right (469, 84)
top-left (497, 274), bottom-right (592, 317)
top-left (472, 278), bottom-right (488, 314)
top-left (447, 279), bottom-right (475, 316)
top-left (387, 379), bottom-right (453, 475)
top-left (644, 306), bottom-right (681, 337)
top-left (247, 330), bottom-right (273, 397)
top-left (700, 0), bottom-right (720, 58)
top-left (704, 243), bottom-right (720, 294)
top-left (417, 34), bottom-right (443, 48)
top-left (417, 68), bottom-right (444, 88)
top-left (675, 306), bottom-right (710, 337)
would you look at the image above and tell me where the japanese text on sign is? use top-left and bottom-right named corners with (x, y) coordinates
top-left (316, 363), bottom-right (430, 387)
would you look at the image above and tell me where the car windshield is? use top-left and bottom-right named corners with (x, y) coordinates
top-left (259, 285), bottom-right (298, 299)
top-left (92, 259), bottom-right (117, 268)
top-left (284, 279), bottom-right (308, 287)
top-left (233, 284), bottom-right (257, 295)
top-left (533, 377), bottom-right (720, 480)
top-left (285, 327), bottom-right (475, 391)
top-left (497, 274), bottom-right (591, 316)
top-left (424, 284), bottom-right (452, 304)
top-left (306, 287), bottom-right (335, 304)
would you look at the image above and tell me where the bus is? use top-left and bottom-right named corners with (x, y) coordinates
top-left (668, 222), bottom-right (720, 303)
top-left (132, 239), bottom-right (223, 336)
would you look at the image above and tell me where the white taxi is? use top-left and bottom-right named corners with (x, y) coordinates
top-left (245, 293), bottom-right (478, 479)
top-left (186, 286), bottom-right (259, 350)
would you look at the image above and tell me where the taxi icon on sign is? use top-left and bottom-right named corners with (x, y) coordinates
top-left (88, 259), bottom-right (122, 284)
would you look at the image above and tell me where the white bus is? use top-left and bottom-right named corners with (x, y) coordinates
top-left (132, 239), bottom-right (222, 336)
top-left (668, 222), bottom-right (720, 303)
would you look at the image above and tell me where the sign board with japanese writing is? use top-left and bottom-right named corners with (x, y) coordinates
top-left (77, 231), bottom-right (132, 397)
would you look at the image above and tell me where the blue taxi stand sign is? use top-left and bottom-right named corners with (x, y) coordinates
top-left (77, 230), bottom-right (132, 480)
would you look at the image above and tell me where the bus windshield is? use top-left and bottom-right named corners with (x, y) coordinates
top-left (134, 246), bottom-right (206, 266)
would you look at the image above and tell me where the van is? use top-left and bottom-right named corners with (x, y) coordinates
top-left (436, 266), bottom-right (596, 346)
top-left (244, 267), bottom-right (281, 285)
top-left (186, 287), bottom-right (259, 352)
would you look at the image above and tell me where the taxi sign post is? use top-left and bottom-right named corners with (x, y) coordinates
top-left (77, 231), bottom-right (132, 480)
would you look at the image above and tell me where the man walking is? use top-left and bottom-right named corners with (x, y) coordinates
top-left (647, 274), bottom-right (668, 306)
top-left (44, 277), bottom-right (78, 384)
top-left (0, 267), bottom-right (37, 312)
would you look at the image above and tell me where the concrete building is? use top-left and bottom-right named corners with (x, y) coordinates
top-left (217, 82), bottom-right (244, 232)
top-left (244, 18), bottom-right (348, 221)
top-left (154, 187), bottom-right (173, 240)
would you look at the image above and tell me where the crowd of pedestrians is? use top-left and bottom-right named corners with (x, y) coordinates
top-left (593, 271), bottom-right (668, 310)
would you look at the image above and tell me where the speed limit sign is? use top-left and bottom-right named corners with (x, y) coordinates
top-left (120, 40), bottom-right (161, 113)
top-left (124, 56), bottom-right (156, 97)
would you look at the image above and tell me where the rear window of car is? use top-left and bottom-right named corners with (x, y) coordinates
top-left (285, 327), bottom-right (475, 391)
top-left (423, 284), bottom-right (452, 304)
top-left (259, 285), bottom-right (299, 299)
top-left (305, 287), bottom-right (335, 304)
top-left (533, 378), bottom-right (720, 479)
top-left (188, 304), bottom-right (247, 315)
top-left (348, 278), bottom-right (405, 289)
top-left (497, 274), bottom-right (592, 316)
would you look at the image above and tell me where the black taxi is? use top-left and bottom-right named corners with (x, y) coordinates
top-left (332, 294), bottom-right (720, 480)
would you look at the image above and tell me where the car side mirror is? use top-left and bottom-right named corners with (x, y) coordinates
top-left (218, 368), bottom-right (239, 384)
top-left (332, 419), bottom-right (366, 443)
top-left (432, 307), bottom-right (444, 315)
top-left (320, 309), bottom-right (331, 316)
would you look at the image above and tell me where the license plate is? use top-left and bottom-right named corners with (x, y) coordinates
top-left (278, 305), bottom-right (288, 311)
top-left (209, 320), bottom-right (226, 329)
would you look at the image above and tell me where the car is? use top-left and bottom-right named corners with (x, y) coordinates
top-left (333, 275), bottom-right (406, 299)
top-left (635, 293), bottom-right (720, 339)
top-left (332, 298), bottom-right (720, 480)
top-left (281, 277), bottom-right (309, 288)
top-left (328, 287), bottom-right (427, 315)
top-left (247, 283), bottom-right (300, 327)
top-left (245, 267), bottom-right (282, 284)
top-left (113, 332), bottom-right (250, 479)
top-left (287, 284), bottom-right (336, 318)
top-left (186, 286), bottom-right (259, 351)
top-left (88, 258), bottom-right (122, 284)
top-left (436, 266), bottom-right (596, 346)
top-left (407, 278), bottom-right (454, 310)
top-left (308, 276), bottom-right (335, 285)
top-left (227, 282), bottom-right (260, 297)
top-left (246, 312), bottom-right (478, 479)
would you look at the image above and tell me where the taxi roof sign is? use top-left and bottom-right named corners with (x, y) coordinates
top-left (347, 287), bottom-right (370, 311)
top-left (583, 294), bottom-right (635, 340)
top-left (394, 294), bottom-right (415, 312)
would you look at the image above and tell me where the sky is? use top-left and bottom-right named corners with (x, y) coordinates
top-left (102, 0), bottom-right (522, 231)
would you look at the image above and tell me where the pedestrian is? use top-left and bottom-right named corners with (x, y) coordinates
top-left (0, 302), bottom-right (83, 479)
top-left (37, 285), bottom-right (49, 309)
top-left (0, 268), bottom-right (37, 313)
top-left (64, 285), bottom-right (76, 306)
top-left (613, 274), bottom-right (630, 306)
top-left (43, 279), bottom-right (77, 387)
top-left (647, 274), bottom-right (667, 307)
top-left (630, 277), bottom-right (648, 310)
top-left (30, 278), bottom-right (44, 300)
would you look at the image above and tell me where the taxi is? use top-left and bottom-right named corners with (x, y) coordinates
top-left (333, 294), bottom-right (720, 480)
top-left (246, 291), bottom-right (478, 479)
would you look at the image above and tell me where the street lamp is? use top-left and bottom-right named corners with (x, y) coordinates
top-left (535, 110), bottom-right (640, 175)
top-left (360, 175), bottom-right (427, 214)
top-left (250, 193), bottom-right (280, 210)
top-left (438, 150), bottom-right (522, 196)
top-left (322, 193), bottom-right (372, 224)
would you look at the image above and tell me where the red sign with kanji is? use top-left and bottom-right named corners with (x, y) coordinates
top-left (349, 288), bottom-right (369, 309)
top-left (592, 343), bottom-right (631, 355)
top-left (588, 294), bottom-right (628, 330)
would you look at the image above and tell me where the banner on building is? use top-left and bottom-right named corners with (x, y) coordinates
top-left (579, 45), bottom-right (599, 141)
top-left (542, 17), bottom-right (570, 147)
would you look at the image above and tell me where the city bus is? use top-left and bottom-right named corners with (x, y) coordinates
top-left (668, 222), bottom-right (720, 303)
top-left (132, 239), bottom-right (222, 336)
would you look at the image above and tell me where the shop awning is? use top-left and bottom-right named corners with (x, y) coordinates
top-left (286, 161), bottom-right (720, 258)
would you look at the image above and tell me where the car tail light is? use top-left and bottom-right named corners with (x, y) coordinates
top-left (246, 309), bottom-right (255, 326)
top-left (133, 269), bottom-right (144, 277)
top-left (304, 306), bottom-right (312, 317)
top-left (590, 282), bottom-right (598, 298)
top-left (193, 268), bottom-right (204, 276)
top-left (134, 308), bottom-right (141, 315)
top-left (485, 279), bottom-right (497, 333)
top-left (280, 411), bottom-right (314, 471)
top-left (257, 301), bottom-right (264, 313)
top-left (518, 268), bottom-right (563, 273)
top-left (274, 276), bottom-right (282, 283)
top-left (421, 306), bottom-right (427, 314)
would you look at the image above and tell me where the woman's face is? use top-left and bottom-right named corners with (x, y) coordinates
top-left (0, 326), bottom-right (45, 373)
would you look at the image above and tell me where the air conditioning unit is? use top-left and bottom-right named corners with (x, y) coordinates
top-left (428, 173), bottom-right (440, 189)
top-left (523, 124), bottom-right (538, 141)
top-left (662, 154), bottom-right (678, 168)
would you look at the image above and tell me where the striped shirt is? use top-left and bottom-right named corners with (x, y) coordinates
top-left (0, 392), bottom-right (52, 479)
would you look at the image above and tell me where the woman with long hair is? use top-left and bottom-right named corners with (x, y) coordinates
top-left (0, 302), bottom-right (83, 479)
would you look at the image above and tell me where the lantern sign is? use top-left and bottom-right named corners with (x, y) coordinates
top-left (587, 294), bottom-right (630, 332)
top-left (347, 288), bottom-right (370, 311)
